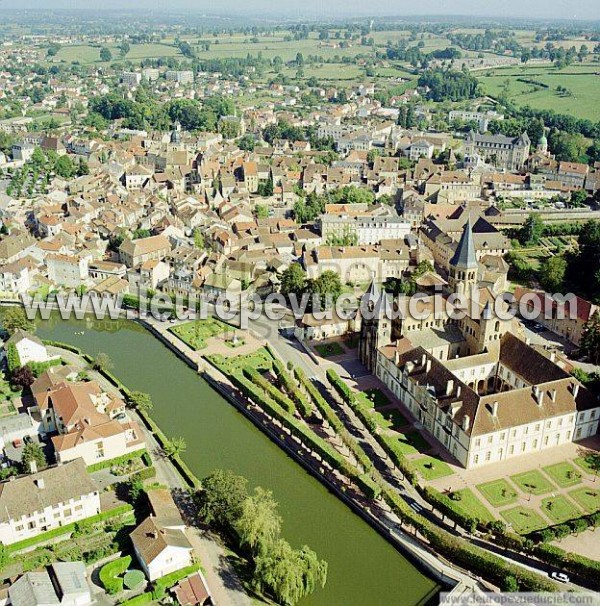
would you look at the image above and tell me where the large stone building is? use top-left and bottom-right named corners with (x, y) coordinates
top-left (464, 131), bottom-right (530, 171)
top-left (360, 220), bottom-right (599, 468)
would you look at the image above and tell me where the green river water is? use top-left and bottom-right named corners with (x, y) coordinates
top-left (36, 315), bottom-right (440, 606)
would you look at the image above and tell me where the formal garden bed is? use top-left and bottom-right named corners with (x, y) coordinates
top-left (314, 342), bottom-right (344, 358)
top-left (169, 318), bottom-right (230, 351)
top-left (501, 506), bottom-right (549, 534)
top-left (477, 479), bottom-right (519, 508)
top-left (541, 495), bottom-right (583, 524)
top-left (542, 462), bottom-right (583, 488)
top-left (510, 470), bottom-right (556, 496)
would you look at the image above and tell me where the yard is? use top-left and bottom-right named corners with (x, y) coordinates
top-left (541, 495), bottom-right (583, 524)
top-left (412, 455), bottom-right (453, 481)
top-left (568, 486), bottom-right (600, 513)
top-left (170, 319), bottom-right (230, 351)
top-left (209, 348), bottom-right (274, 378)
top-left (510, 470), bottom-right (556, 496)
top-left (542, 462), bottom-right (583, 488)
top-left (574, 453), bottom-right (600, 477)
top-left (451, 489), bottom-right (496, 523)
top-left (477, 479), bottom-right (518, 508)
top-left (372, 408), bottom-right (408, 431)
top-left (501, 506), bottom-right (548, 534)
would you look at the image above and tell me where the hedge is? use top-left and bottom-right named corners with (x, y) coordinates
top-left (130, 465), bottom-right (157, 482)
top-left (151, 564), bottom-right (200, 599)
top-left (6, 343), bottom-right (20, 374)
top-left (99, 555), bottom-right (132, 594)
top-left (243, 367), bottom-right (296, 415)
top-left (42, 340), bottom-right (83, 355)
top-left (118, 593), bottom-right (153, 606)
top-left (326, 369), bottom-right (378, 433)
top-left (421, 487), bottom-right (478, 533)
top-left (533, 544), bottom-right (600, 590)
top-left (272, 359), bottom-right (313, 418)
top-left (294, 367), bottom-right (373, 473)
top-left (7, 504), bottom-right (133, 553)
top-left (87, 449), bottom-right (148, 473)
top-left (529, 510), bottom-right (600, 544)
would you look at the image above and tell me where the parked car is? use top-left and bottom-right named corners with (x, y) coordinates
top-left (550, 572), bottom-right (570, 583)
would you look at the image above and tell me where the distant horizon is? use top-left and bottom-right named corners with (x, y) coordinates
top-left (1, 0), bottom-right (599, 22)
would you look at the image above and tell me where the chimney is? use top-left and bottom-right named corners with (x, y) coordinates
top-left (421, 353), bottom-right (426, 367)
top-left (394, 350), bottom-right (400, 366)
top-left (551, 389), bottom-right (557, 402)
top-left (426, 359), bottom-right (432, 373)
top-left (550, 351), bottom-right (556, 363)
top-left (29, 460), bottom-right (38, 474)
top-left (446, 379), bottom-right (454, 397)
top-left (491, 401), bottom-right (498, 417)
top-left (36, 478), bottom-right (45, 490)
top-left (456, 385), bottom-right (462, 399)
top-left (462, 415), bottom-right (470, 432)
top-left (572, 383), bottom-right (580, 399)
top-left (533, 386), bottom-right (544, 406)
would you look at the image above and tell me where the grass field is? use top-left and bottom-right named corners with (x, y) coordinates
top-left (568, 486), bottom-right (600, 513)
top-left (452, 489), bottom-right (496, 523)
top-left (501, 506), bottom-right (548, 534)
top-left (373, 408), bottom-right (408, 430)
top-left (541, 495), bottom-right (582, 524)
top-left (477, 64), bottom-right (600, 121)
top-left (542, 462), bottom-right (583, 488)
top-left (363, 389), bottom-right (391, 409)
top-left (477, 479), bottom-right (518, 507)
top-left (510, 470), bottom-right (556, 496)
top-left (574, 453), bottom-right (600, 477)
top-left (413, 455), bottom-right (453, 481)
top-left (53, 42), bottom-right (182, 64)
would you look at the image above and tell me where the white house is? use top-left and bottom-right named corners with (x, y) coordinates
top-left (131, 488), bottom-right (194, 581)
top-left (5, 330), bottom-right (54, 365)
top-left (0, 459), bottom-right (101, 546)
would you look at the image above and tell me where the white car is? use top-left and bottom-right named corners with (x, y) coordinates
top-left (550, 572), bottom-right (570, 583)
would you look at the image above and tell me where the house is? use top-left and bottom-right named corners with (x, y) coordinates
top-left (119, 235), bottom-right (171, 268)
top-left (46, 254), bottom-right (90, 288)
top-left (31, 379), bottom-right (145, 466)
top-left (5, 330), bottom-right (54, 365)
top-left (9, 563), bottom-right (93, 606)
top-left (0, 459), bottom-right (101, 545)
top-left (131, 488), bottom-right (194, 581)
top-left (172, 573), bottom-right (214, 606)
top-left (463, 131), bottom-right (530, 171)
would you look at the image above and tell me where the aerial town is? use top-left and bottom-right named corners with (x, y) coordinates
top-left (0, 3), bottom-right (598, 605)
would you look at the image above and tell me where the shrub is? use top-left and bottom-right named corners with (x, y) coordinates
top-left (99, 556), bottom-right (132, 594)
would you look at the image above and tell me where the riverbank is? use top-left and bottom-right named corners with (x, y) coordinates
top-left (137, 317), bottom-right (479, 595)
top-left (35, 315), bottom-right (439, 606)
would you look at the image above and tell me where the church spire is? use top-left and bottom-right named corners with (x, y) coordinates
top-left (450, 217), bottom-right (477, 270)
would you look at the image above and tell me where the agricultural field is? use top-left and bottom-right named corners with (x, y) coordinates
top-left (51, 42), bottom-right (182, 65)
top-left (477, 63), bottom-right (600, 121)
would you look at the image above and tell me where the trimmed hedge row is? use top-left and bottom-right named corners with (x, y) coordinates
top-left (421, 487), bottom-right (478, 533)
top-left (533, 543), bottom-right (600, 589)
top-left (294, 367), bottom-right (373, 473)
top-left (87, 449), bottom-right (148, 473)
top-left (6, 342), bottom-right (20, 374)
top-left (99, 555), bottom-right (132, 595)
top-left (245, 366), bottom-right (296, 415)
top-left (326, 369), bottom-right (378, 434)
top-left (272, 359), bottom-right (313, 418)
top-left (151, 564), bottom-right (201, 599)
top-left (238, 367), bottom-right (380, 499)
top-left (529, 510), bottom-right (600, 543)
top-left (118, 593), bottom-right (153, 606)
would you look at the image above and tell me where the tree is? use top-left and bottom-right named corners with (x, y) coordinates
top-left (571, 190), bottom-right (588, 208)
top-left (581, 311), bottom-right (600, 365)
top-left (2, 306), bottom-right (35, 334)
top-left (55, 155), bottom-right (75, 179)
top-left (100, 47), bottom-right (113, 62)
top-left (253, 539), bottom-right (327, 606)
top-left (119, 41), bottom-right (131, 57)
top-left (520, 214), bottom-right (544, 246)
top-left (127, 391), bottom-right (153, 413)
top-left (539, 256), bottom-right (567, 292)
top-left (90, 352), bottom-right (112, 372)
top-left (164, 436), bottom-right (186, 458)
top-left (193, 228), bottom-right (205, 250)
top-left (280, 264), bottom-right (306, 298)
top-left (11, 366), bottom-right (35, 388)
top-left (502, 575), bottom-right (519, 591)
top-left (21, 442), bottom-right (47, 473)
top-left (196, 470), bottom-right (248, 528)
top-left (308, 271), bottom-right (342, 309)
top-left (236, 487), bottom-right (282, 555)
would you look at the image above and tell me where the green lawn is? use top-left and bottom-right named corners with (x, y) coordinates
top-left (510, 470), bottom-right (556, 496)
top-left (314, 342), bottom-right (344, 358)
top-left (501, 506), bottom-right (549, 534)
top-left (451, 489), bottom-right (496, 523)
top-left (364, 389), bottom-right (391, 409)
top-left (542, 462), bottom-right (583, 488)
top-left (568, 486), bottom-right (600, 513)
top-left (574, 453), bottom-right (600, 477)
top-left (412, 455), bottom-right (453, 481)
top-left (209, 347), bottom-right (274, 377)
top-left (477, 479), bottom-right (518, 508)
top-left (541, 495), bottom-right (582, 524)
top-left (170, 319), bottom-right (229, 350)
top-left (373, 408), bottom-right (408, 430)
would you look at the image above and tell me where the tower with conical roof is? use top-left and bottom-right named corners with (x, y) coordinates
top-left (448, 218), bottom-right (478, 297)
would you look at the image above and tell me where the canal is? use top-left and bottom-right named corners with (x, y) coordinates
top-left (37, 315), bottom-right (440, 606)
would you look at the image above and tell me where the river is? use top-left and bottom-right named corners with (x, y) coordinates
top-left (36, 315), bottom-right (440, 606)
